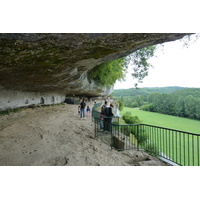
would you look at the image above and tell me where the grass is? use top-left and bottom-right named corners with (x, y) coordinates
top-left (120, 107), bottom-right (200, 165)
top-left (121, 107), bottom-right (200, 134)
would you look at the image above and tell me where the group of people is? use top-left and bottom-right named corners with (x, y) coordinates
top-left (78, 98), bottom-right (91, 118)
top-left (77, 99), bottom-right (115, 133)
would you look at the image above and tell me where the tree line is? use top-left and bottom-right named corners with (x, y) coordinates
top-left (113, 87), bottom-right (200, 120)
top-left (142, 89), bottom-right (200, 120)
top-left (113, 86), bottom-right (185, 108)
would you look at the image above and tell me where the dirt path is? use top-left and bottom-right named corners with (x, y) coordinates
top-left (0, 103), bottom-right (168, 166)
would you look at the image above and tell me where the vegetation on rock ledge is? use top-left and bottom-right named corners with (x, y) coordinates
top-left (88, 58), bottom-right (128, 87)
top-left (88, 45), bottom-right (157, 87)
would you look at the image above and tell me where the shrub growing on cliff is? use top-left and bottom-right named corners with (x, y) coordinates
top-left (88, 58), bottom-right (127, 87)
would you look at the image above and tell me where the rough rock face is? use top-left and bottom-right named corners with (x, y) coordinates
top-left (0, 33), bottom-right (189, 96)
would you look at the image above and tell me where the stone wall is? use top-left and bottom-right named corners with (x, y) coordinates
top-left (0, 87), bottom-right (65, 111)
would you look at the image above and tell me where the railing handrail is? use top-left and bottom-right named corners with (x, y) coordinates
top-left (110, 122), bottom-right (200, 136)
top-left (93, 108), bottom-right (200, 136)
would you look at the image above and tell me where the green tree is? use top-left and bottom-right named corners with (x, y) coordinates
top-left (175, 96), bottom-right (185, 117)
top-left (184, 95), bottom-right (197, 119)
top-left (116, 99), bottom-right (124, 111)
top-left (135, 95), bottom-right (144, 107)
top-left (122, 112), bottom-right (141, 124)
top-left (140, 103), bottom-right (155, 112)
top-left (88, 58), bottom-right (127, 87)
top-left (89, 46), bottom-right (158, 87)
top-left (195, 98), bottom-right (200, 119)
top-left (129, 45), bottom-right (157, 87)
top-left (131, 102), bottom-right (139, 108)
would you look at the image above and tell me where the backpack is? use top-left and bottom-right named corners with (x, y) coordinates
top-left (104, 107), bottom-right (110, 117)
top-left (105, 107), bottom-right (114, 117)
top-left (80, 102), bottom-right (86, 109)
top-left (101, 105), bottom-right (106, 115)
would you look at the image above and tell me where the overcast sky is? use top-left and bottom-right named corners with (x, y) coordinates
top-left (114, 34), bottom-right (200, 89)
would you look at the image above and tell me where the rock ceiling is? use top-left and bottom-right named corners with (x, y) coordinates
top-left (0, 33), bottom-right (189, 96)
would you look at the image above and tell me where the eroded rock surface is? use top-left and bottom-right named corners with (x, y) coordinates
top-left (0, 33), bottom-right (189, 96)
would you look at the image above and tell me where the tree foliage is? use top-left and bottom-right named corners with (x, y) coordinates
top-left (128, 45), bottom-right (157, 86)
top-left (88, 58), bottom-right (128, 87)
top-left (122, 112), bottom-right (141, 124)
top-left (88, 45), bottom-right (157, 87)
top-left (88, 34), bottom-right (199, 88)
top-left (141, 88), bottom-right (200, 120)
top-left (113, 86), bottom-right (184, 108)
top-left (116, 99), bottom-right (124, 111)
top-left (113, 87), bottom-right (200, 120)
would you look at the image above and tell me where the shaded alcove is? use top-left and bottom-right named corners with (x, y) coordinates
top-left (40, 97), bottom-right (45, 104)
top-left (25, 99), bottom-right (29, 104)
top-left (51, 96), bottom-right (55, 103)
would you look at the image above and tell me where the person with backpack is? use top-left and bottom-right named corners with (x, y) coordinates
top-left (101, 101), bottom-right (108, 130)
top-left (80, 98), bottom-right (86, 118)
top-left (104, 103), bottom-right (114, 132)
top-left (101, 101), bottom-right (108, 115)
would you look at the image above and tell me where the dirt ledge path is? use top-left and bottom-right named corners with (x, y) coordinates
top-left (0, 103), bottom-right (168, 166)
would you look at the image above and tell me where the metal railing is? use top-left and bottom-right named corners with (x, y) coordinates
top-left (92, 109), bottom-right (200, 166)
top-left (91, 102), bottom-right (102, 122)
top-left (113, 123), bottom-right (200, 166)
top-left (93, 115), bottom-right (120, 146)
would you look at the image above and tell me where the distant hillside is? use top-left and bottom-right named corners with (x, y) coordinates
top-left (112, 86), bottom-right (186, 98)
top-left (113, 86), bottom-right (200, 120)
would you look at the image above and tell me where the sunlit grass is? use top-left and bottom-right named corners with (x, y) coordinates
top-left (121, 107), bottom-right (200, 134)
top-left (120, 107), bottom-right (200, 165)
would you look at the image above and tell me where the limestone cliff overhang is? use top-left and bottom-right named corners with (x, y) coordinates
top-left (0, 33), bottom-right (190, 96)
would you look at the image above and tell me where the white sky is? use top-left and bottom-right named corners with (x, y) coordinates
top-left (114, 34), bottom-right (200, 89)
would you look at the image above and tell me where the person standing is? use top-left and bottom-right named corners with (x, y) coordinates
top-left (80, 98), bottom-right (86, 118)
top-left (99, 112), bottom-right (104, 130)
top-left (101, 101), bottom-right (108, 115)
top-left (78, 105), bottom-right (81, 116)
top-left (86, 106), bottom-right (91, 117)
top-left (104, 103), bottom-right (114, 132)
top-left (101, 101), bottom-right (108, 130)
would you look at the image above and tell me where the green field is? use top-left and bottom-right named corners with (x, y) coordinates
top-left (120, 107), bottom-right (200, 165)
top-left (121, 107), bottom-right (200, 134)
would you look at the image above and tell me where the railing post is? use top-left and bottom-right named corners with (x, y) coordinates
top-left (94, 117), bottom-right (97, 137)
top-left (137, 125), bottom-right (139, 151)
top-left (111, 122), bottom-right (114, 150)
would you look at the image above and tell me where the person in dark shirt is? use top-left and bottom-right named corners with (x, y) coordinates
top-left (104, 103), bottom-right (114, 132)
top-left (80, 98), bottom-right (86, 118)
